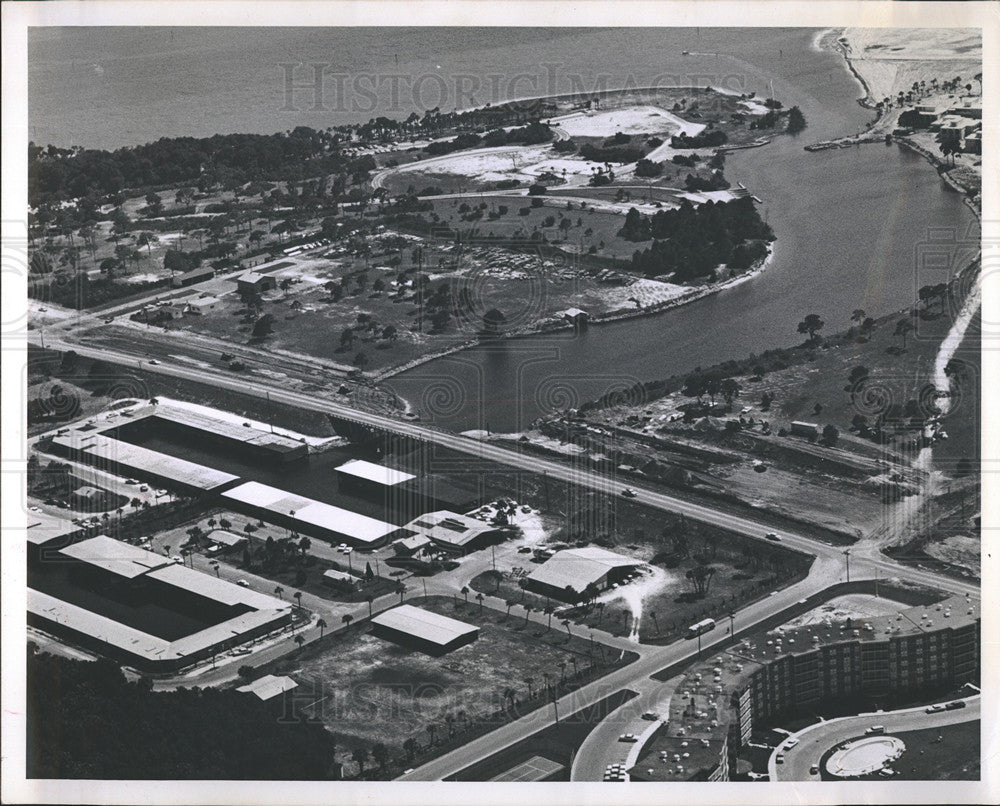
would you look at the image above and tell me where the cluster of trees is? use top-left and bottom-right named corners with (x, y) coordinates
top-left (670, 129), bottom-right (728, 149)
top-left (625, 197), bottom-right (775, 281)
top-left (578, 142), bottom-right (644, 164)
top-left (26, 652), bottom-right (338, 779)
top-left (749, 105), bottom-right (806, 133)
top-left (29, 127), bottom-right (354, 206)
top-left (423, 121), bottom-right (553, 156)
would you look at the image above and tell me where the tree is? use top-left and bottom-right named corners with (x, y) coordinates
top-left (797, 313), bottom-right (824, 344)
top-left (317, 618), bottom-right (328, 638)
top-left (351, 746), bottom-right (369, 776)
top-left (476, 592), bottom-right (485, 613)
top-left (372, 742), bottom-right (389, 773)
top-left (252, 313), bottom-right (275, 340)
top-left (822, 424), bottom-right (840, 446)
top-left (294, 634), bottom-right (305, 652)
top-left (460, 585), bottom-right (470, 603)
top-left (720, 378), bottom-right (741, 410)
top-left (293, 590), bottom-right (303, 609)
top-left (894, 318), bottom-right (915, 349)
top-left (342, 613), bottom-right (353, 630)
top-left (522, 604), bottom-right (533, 627)
top-left (786, 106), bottom-right (806, 134)
top-left (686, 564), bottom-right (715, 596)
top-left (562, 619), bottom-right (573, 638)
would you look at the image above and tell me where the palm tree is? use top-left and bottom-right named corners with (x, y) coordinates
top-left (558, 661), bottom-right (567, 683)
top-left (372, 742), bottom-right (389, 774)
top-left (561, 619), bottom-right (573, 639)
top-left (294, 634), bottom-right (305, 652)
top-left (461, 585), bottom-right (470, 604)
top-left (352, 746), bottom-right (369, 776)
top-left (895, 318), bottom-right (915, 349)
top-left (544, 604), bottom-right (555, 631)
top-left (396, 581), bottom-right (406, 603)
top-left (274, 585), bottom-right (284, 600)
top-left (342, 613), bottom-right (353, 631)
top-left (293, 591), bottom-right (303, 610)
top-left (317, 618), bottom-right (328, 638)
top-left (505, 598), bottom-right (516, 619)
top-left (522, 604), bottom-right (533, 627)
top-left (476, 592), bottom-right (485, 614)
top-left (524, 676), bottom-right (535, 698)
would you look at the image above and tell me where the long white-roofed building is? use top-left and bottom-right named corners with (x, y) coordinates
top-left (220, 480), bottom-right (408, 549)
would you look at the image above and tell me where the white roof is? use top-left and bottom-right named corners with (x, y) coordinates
top-left (221, 481), bottom-right (398, 544)
top-left (236, 674), bottom-right (298, 701)
top-left (371, 604), bottom-right (479, 647)
top-left (561, 307), bottom-right (589, 318)
top-left (336, 459), bottom-right (416, 486)
top-left (147, 562), bottom-right (288, 610)
top-left (527, 546), bottom-right (640, 594)
top-left (403, 510), bottom-right (495, 547)
top-left (322, 568), bottom-right (357, 583)
top-left (60, 535), bottom-right (173, 579)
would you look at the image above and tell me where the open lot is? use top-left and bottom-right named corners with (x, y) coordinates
top-left (272, 595), bottom-right (635, 759)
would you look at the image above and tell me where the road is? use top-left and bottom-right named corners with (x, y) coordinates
top-left (770, 695), bottom-right (981, 781)
top-left (25, 331), bottom-right (980, 779)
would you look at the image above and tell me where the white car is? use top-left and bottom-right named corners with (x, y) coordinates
top-left (618, 733), bottom-right (638, 743)
top-left (171, 555), bottom-right (183, 563)
top-left (29, 506), bottom-right (41, 513)
top-left (148, 359), bottom-right (160, 365)
top-left (236, 579), bottom-right (250, 588)
top-left (765, 532), bottom-right (781, 541)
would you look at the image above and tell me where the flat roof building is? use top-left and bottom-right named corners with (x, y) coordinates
top-left (370, 604), bottom-right (479, 655)
top-left (51, 431), bottom-right (240, 494)
top-left (335, 459), bottom-right (417, 501)
top-left (28, 535), bottom-right (292, 672)
top-left (526, 546), bottom-right (641, 602)
top-left (236, 674), bottom-right (299, 703)
top-left (221, 480), bottom-right (404, 548)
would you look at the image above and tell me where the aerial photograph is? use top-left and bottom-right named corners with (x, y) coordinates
top-left (2, 3), bottom-right (993, 804)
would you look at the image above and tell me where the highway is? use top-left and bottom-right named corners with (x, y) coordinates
top-left (26, 330), bottom-right (981, 780)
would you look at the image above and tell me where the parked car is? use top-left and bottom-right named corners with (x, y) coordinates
top-left (809, 764), bottom-right (819, 775)
top-left (621, 488), bottom-right (637, 498)
top-left (775, 754), bottom-right (785, 764)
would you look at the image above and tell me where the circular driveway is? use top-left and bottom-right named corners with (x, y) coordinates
top-left (826, 736), bottom-right (905, 777)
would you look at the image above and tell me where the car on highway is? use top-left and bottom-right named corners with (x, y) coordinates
top-left (230, 647), bottom-right (252, 656)
top-left (783, 738), bottom-right (799, 749)
top-left (148, 359), bottom-right (160, 365)
top-left (29, 505), bottom-right (41, 513)
top-left (775, 753), bottom-right (785, 764)
top-left (517, 546), bottom-right (532, 553)
top-left (945, 700), bottom-right (966, 710)
top-left (621, 488), bottom-right (637, 498)
top-left (864, 725), bottom-right (885, 736)
top-left (618, 733), bottom-right (638, 743)
top-left (765, 532), bottom-right (781, 541)
top-left (810, 764), bottom-right (820, 775)
top-left (926, 703), bottom-right (946, 714)
top-left (640, 712), bottom-right (660, 721)
top-left (125, 478), bottom-right (139, 485)
top-left (236, 579), bottom-right (250, 587)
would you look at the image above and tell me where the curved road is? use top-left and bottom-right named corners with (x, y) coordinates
top-left (769, 695), bottom-right (981, 781)
top-left (26, 332), bottom-right (980, 780)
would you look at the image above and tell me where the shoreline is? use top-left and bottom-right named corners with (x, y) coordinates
top-left (371, 244), bottom-right (774, 385)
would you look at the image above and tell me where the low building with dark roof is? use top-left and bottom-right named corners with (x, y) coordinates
top-left (401, 510), bottom-right (503, 556)
top-left (370, 604), bottom-right (479, 655)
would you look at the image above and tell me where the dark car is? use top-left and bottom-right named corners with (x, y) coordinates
top-left (945, 700), bottom-right (966, 711)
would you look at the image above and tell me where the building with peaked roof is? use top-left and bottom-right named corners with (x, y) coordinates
top-left (220, 480), bottom-right (405, 548)
top-left (370, 604), bottom-right (479, 655)
top-left (525, 546), bottom-right (642, 602)
top-left (234, 270), bottom-right (277, 295)
top-left (401, 510), bottom-right (503, 555)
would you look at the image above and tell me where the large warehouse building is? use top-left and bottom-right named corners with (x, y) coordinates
top-left (49, 431), bottom-right (240, 495)
top-left (220, 480), bottom-right (405, 549)
top-left (370, 604), bottom-right (479, 655)
top-left (334, 459), bottom-right (416, 500)
top-left (28, 535), bottom-right (292, 672)
top-left (525, 546), bottom-right (642, 602)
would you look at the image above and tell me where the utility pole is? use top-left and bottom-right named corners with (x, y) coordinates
top-left (843, 548), bottom-right (851, 583)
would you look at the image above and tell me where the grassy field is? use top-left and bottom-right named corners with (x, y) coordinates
top-left (271, 595), bottom-right (635, 771)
